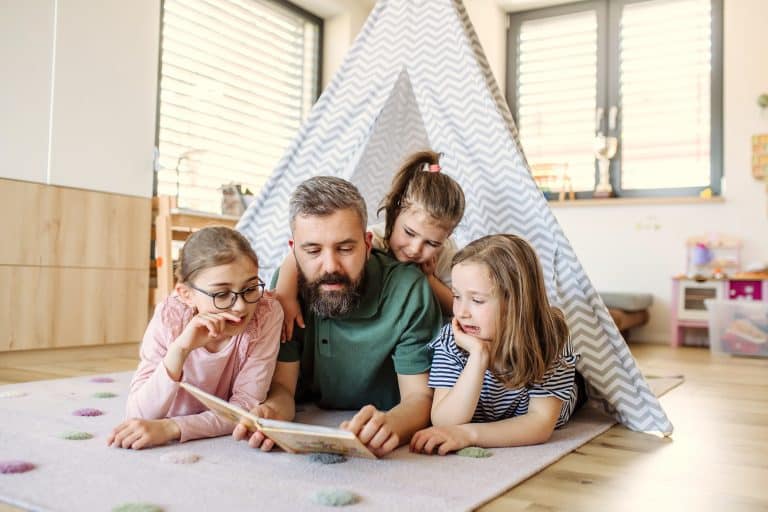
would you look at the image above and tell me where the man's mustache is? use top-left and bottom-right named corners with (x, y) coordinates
top-left (316, 273), bottom-right (351, 287)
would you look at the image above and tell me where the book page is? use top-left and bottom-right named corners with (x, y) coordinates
top-left (179, 382), bottom-right (377, 459)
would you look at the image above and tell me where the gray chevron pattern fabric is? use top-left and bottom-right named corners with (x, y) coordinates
top-left (237, 0), bottom-right (673, 434)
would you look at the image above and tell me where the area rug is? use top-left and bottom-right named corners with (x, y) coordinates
top-left (0, 373), bottom-right (681, 511)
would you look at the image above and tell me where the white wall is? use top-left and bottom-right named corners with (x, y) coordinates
top-left (0, 0), bottom-right (55, 184)
top-left (320, 2), bottom-right (374, 89)
top-left (0, 0), bottom-right (159, 197)
top-left (320, 0), bottom-right (768, 343)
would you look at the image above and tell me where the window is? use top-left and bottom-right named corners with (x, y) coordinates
top-left (155, 0), bottom-right (322, 213)
top-left (507, 0), bottom-right (722, 199)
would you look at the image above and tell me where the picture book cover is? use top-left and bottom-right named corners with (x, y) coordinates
top-left (179, 382), bottom-right (377, 459)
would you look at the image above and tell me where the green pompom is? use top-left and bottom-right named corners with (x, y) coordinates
top-left (92, 391), bottom-right (118, 398)
top-left (456, 446), bottom-right (492, 458)
top-left (61, 431), bottom-right (93, 440)
top-left (309, 453), bottom-right (347, 464)
top-left (112, 503), bottom-right (163, 512)
top-left (311, 488), bottom-right (359, 507)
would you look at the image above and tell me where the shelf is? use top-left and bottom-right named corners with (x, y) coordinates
top-left (151, 196), bottom-right (239, 306)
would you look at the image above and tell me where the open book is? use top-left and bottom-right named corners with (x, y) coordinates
top-left (179, 382), bottom-right (377, 459)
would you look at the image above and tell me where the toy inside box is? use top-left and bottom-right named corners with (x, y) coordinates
top-left (705, 299), bottom-right (768, 357)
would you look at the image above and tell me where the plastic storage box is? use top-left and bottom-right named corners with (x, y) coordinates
top-left (705, 299), bottom-right (768, 357)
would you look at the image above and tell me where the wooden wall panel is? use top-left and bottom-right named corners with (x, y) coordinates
top-left (0, 179), bottom-right (149, 351)
top-left (0, 178), bottom-right (150, 269)
top-left (0, 267), bottom-right (148, 352)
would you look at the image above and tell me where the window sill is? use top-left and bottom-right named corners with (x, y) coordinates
top-left (547, 196), bottom-right (725, 208)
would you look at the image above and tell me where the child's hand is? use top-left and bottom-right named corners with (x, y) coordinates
top-left (409, 425), bottom-right (472, 455)
top-left (276, 295), bottom-right (304, 342)
top-left (232, 403), bottom-right (277, 451)
top-left (451, 318), bottom-right (491, 359)
top-left (340, 405), bottom-right (400, 457)
top-left (419, 255), bottom-right (438, 277)
top-left (107, 418), bottom-right (180, 450)
top-left (176, 311), bottom-right (243, 351)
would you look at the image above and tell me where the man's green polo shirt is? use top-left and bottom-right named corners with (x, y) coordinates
top-left (275, 249), bottom-right (442, 411)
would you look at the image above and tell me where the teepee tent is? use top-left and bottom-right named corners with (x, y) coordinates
top-left (237, 0), bottom-right (673, 434)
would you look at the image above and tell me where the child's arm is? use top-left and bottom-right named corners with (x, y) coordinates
top-left (430, 318), bottom-right (490, 425)
top-left (426, 274), bottom-right (454, 316)
top-left (274, 253), bottom-right (304, 340)
top-left (411, 395), bottom-right (563, 454)
top-left (170, 300), bottom-right (284, 443)
top-left (125, 308), bottom-right (242, 419)
top-left (107, 418), bottom-right (181, 450)
top-left (423, 238), bottom-right (458, 315)
top-left (115, 304), bottom-right (257, 449)
top-left (232, 360), bottom-right (300, 450)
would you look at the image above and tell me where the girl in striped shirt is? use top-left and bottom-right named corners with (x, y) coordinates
top-left (411, 234), bottom-right (579, 455)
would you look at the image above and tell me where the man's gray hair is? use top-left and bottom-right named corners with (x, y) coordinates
top-left (289, 176), bottom-right (368, 232)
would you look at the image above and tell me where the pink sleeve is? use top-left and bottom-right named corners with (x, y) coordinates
top-left (229, 298), bottom-right (283, 410)
top-left (125, 302), bottom-right (183, 419)
top-left (172, 298), bottom-right (284, 442)
top-left (172, 411), bottom-right (232, 442)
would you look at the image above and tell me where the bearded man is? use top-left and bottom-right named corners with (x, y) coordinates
top-left (234, 176), bottom-right (442, 457)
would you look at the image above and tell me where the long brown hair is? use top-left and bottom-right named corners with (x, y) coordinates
top-left (377, 150), bottom-right (465, 241)
top-left (175, 226), bottom-right (259, 284)
top-left (452, 234), bottom-right (569, 388)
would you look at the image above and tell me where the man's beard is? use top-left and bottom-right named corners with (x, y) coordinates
top-left (298, 269), bottom-right (364, 318)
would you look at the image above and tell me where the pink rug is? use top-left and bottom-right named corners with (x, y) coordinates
top-left (0, 373), bottom-right (680, 511)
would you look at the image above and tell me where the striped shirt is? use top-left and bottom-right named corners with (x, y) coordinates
top-left (428, 323), bottom-right (579, 428)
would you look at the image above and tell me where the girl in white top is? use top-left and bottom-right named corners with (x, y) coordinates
top-left (276, 150), bottom-right (465, 339)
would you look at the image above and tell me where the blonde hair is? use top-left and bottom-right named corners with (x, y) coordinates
top-left (452, 234), bottom-right (568, 389)
top-left (175, 226), bottom-right (259, 284)
top-left (378, 150), bottom-right (465, 241)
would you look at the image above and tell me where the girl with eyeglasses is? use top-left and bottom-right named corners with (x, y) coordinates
top-left (107, 226), bottom-right (283, 449)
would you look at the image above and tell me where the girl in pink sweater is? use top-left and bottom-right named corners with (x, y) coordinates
top-left (107, 227), bottom-right (283, 449)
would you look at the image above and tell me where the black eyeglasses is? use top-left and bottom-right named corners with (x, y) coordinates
top-left (188, 280), bottom-right (265, 310)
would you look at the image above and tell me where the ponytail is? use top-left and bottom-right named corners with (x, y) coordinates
top-left (377, 150), bottom-right (464, 241)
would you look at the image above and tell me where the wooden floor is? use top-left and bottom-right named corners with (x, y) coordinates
top-left (1, 343), bottom-right (766, 511)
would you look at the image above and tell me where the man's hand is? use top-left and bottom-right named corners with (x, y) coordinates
top-left (107, 418), bottom-right (180, 450)
top-left (232, 403), bottom-right (277, 451)
top-left (410, 425), bottom-right (473, 455)
top-left (340, 405), bottom-right (400, 457)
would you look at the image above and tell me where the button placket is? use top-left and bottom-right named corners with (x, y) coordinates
top-left (318, 319), bottom-right (332, 357)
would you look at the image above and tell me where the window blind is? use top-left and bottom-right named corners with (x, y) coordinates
top-left (619, 0), bottom-right (711, 190)
top-left (156, 0), bottom-right (320, 213)
top-left (516, 11), bottom-right (598, 193)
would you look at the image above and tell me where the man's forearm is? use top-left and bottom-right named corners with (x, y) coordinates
top-left (262, 384), bottom-right (297, 422)
top-left (384, 391), bottom-right (433, 443)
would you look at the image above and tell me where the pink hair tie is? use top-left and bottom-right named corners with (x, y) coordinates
top-left (427, 164), bottom-right (440, 173)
